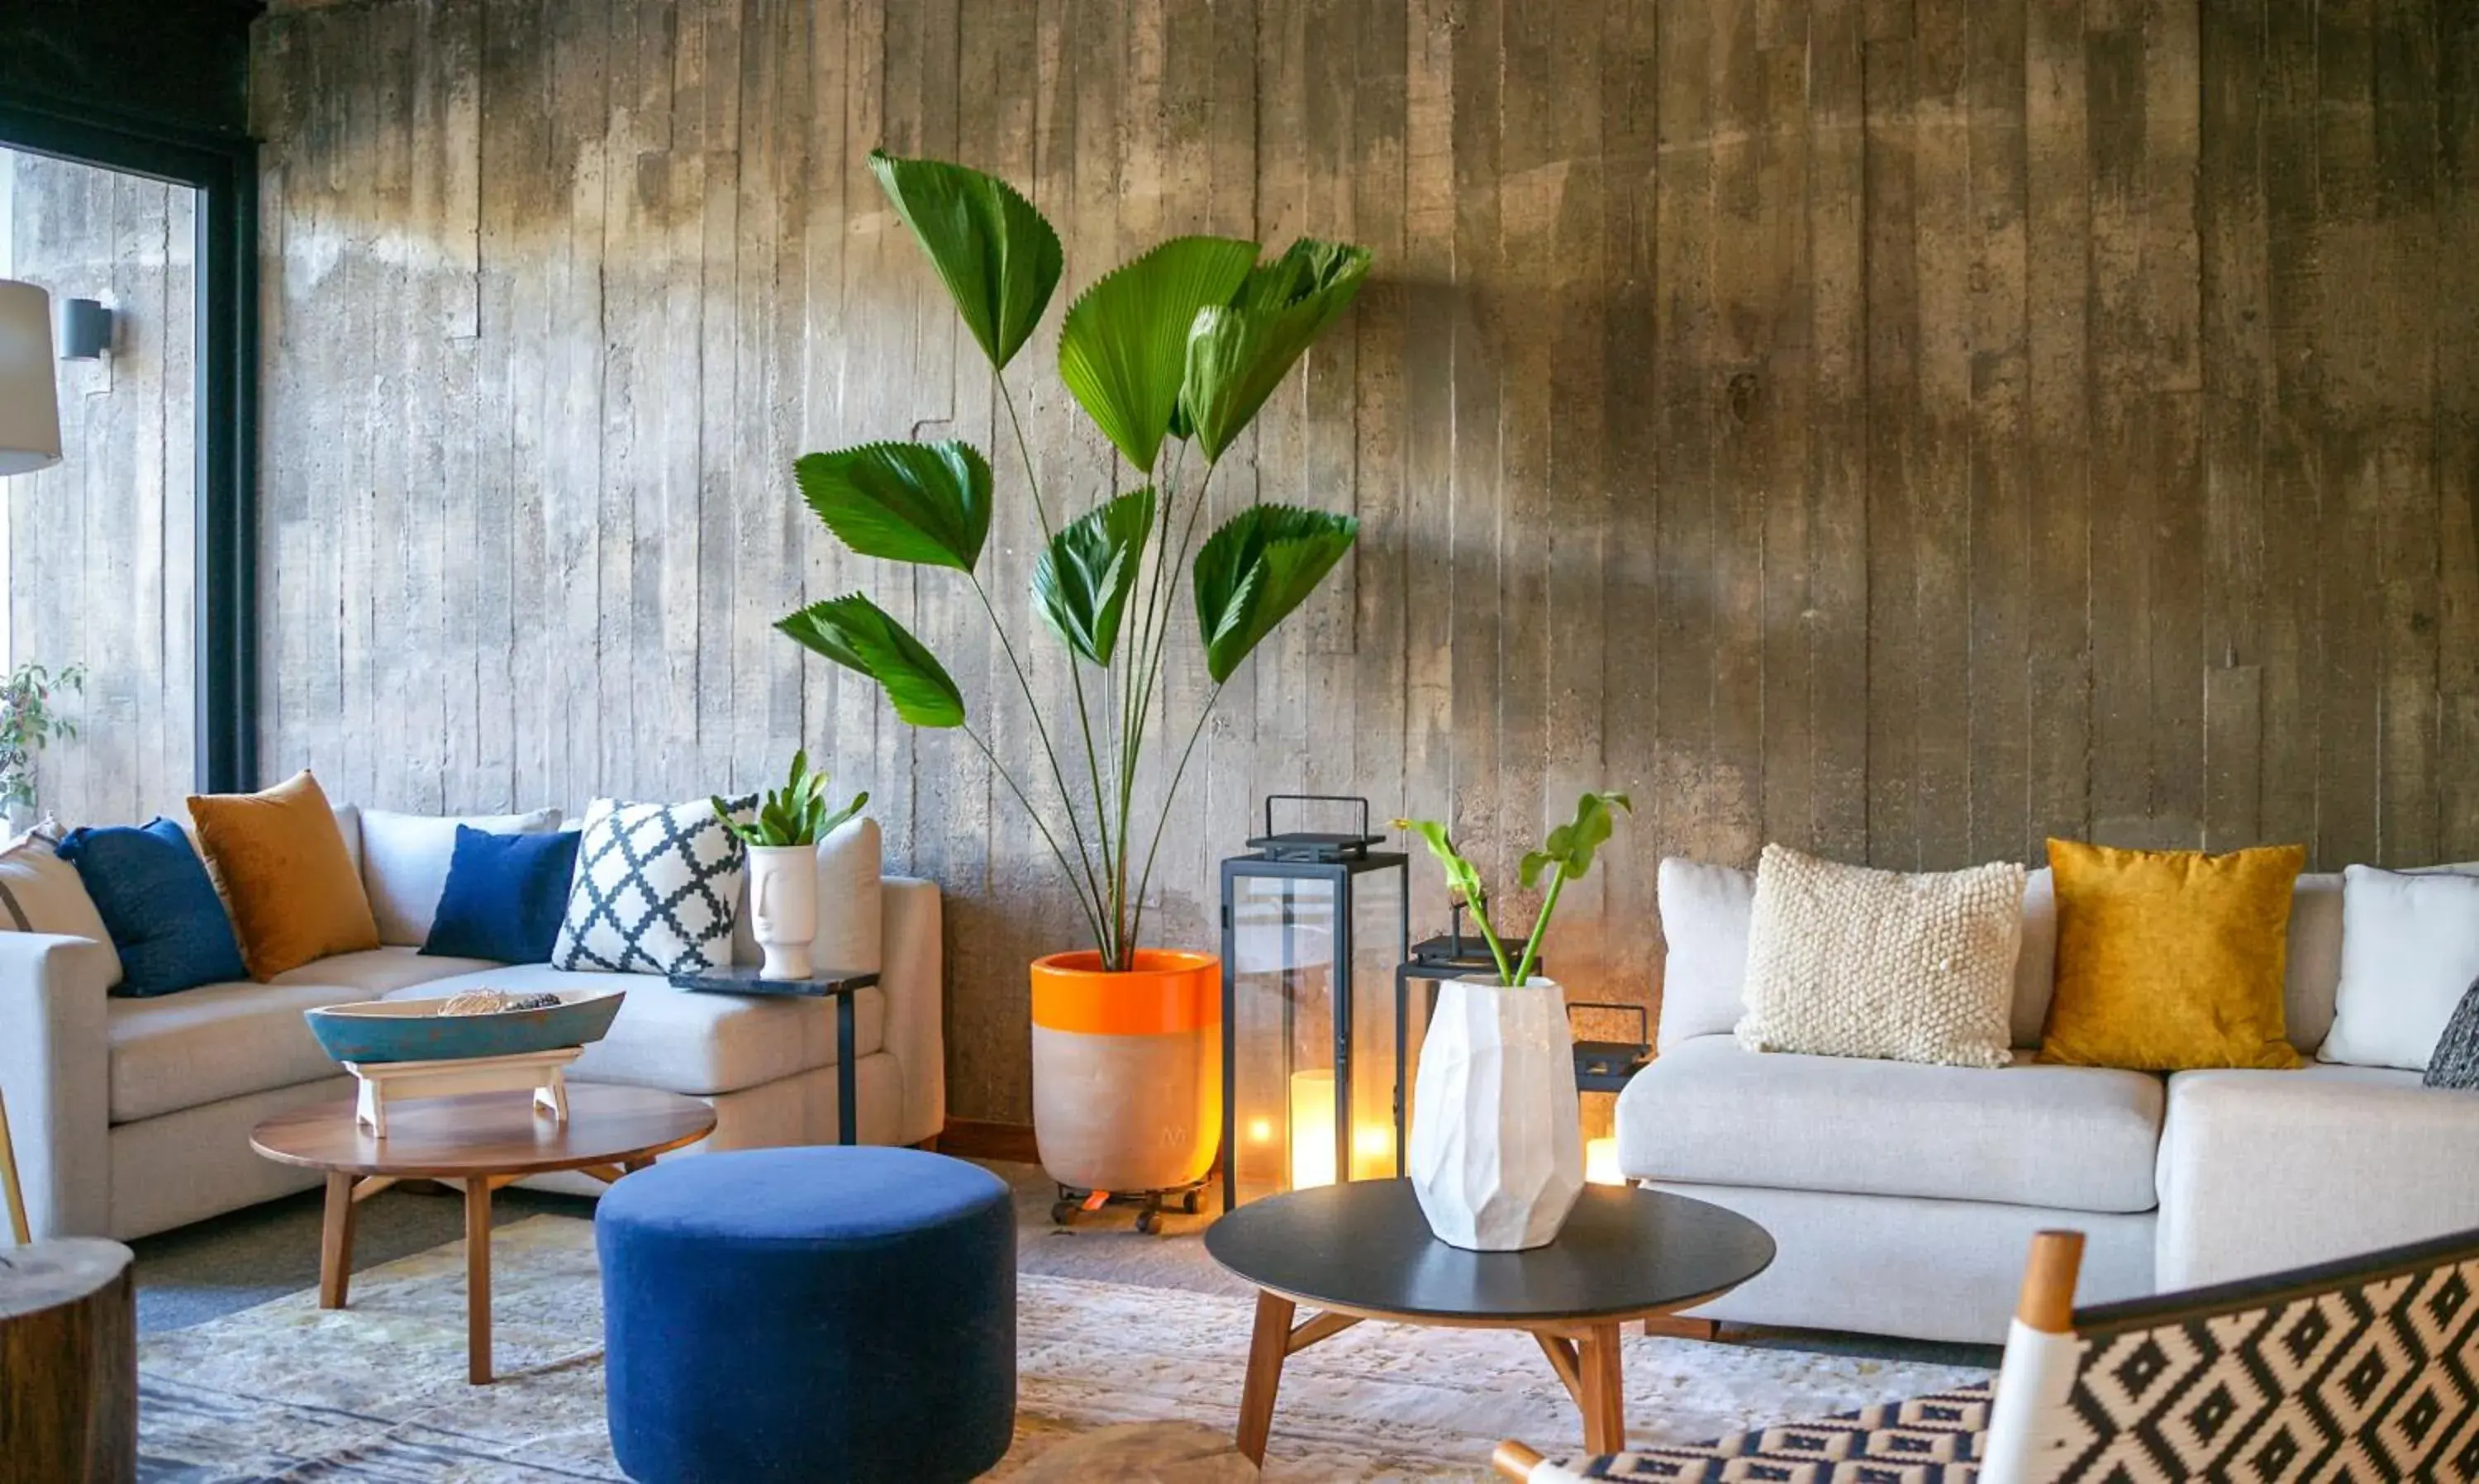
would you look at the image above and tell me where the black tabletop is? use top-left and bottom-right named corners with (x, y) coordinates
top-left (669, 965), bottom-right (878, 997)
top-left (1204, 1180), bottom-right (1774, 1324)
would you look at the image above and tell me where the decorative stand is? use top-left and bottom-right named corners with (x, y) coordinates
top-left (345, 1047), bottom-right (578, 1138)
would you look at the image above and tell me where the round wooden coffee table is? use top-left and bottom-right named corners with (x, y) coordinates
top-left (1204, 1180), bottom-right (1774, 1462)
top-left (251, 1084), bottom-right (715, 1384)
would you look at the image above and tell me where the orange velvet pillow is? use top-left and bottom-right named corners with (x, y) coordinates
top-left (2037, 839), bottom-right (2306, 1071)
top-left (187, 770), bottom-right (379, 980)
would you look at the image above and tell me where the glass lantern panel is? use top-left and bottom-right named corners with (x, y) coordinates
top-left (1225, 865), bottom-right (1402, 1202)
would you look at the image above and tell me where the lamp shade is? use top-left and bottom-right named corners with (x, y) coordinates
top-left (0, 278), bottom-right (63, 477)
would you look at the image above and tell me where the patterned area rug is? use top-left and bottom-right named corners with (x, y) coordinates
top-left (137, 1215), bottom-right (1989, 1482)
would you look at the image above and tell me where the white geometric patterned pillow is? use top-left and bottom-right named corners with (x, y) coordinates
top-left (552, 796), bottom-right (754, 976)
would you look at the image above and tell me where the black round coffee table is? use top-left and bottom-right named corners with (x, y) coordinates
top-left (1204, 1179), bottom-right (1773, 1462)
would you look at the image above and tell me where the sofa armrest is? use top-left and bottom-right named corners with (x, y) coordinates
top-left (877, 876), bottom-right (945, 1146)
top-left (0, 932), bottom-right (117, 1237)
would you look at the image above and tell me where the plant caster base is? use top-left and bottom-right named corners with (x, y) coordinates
top-left (1048, 1178), bottom-right (1212, 1236)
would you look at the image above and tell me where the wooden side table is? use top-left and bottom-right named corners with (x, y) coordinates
top-left (0, 1238), bottom-right (136, 1484)
top-left (250, 1084), bottom-right (715, 1384)
top-left (670, 965), bottom-right (879, 1144)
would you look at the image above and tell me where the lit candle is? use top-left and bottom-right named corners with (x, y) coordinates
top-left (1586, 1136), bottom-right (1624, 1187)
top-left (1289, 1069), bottom-right (1336, 1188)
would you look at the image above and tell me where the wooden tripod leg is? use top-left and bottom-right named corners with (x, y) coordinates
top-left (317, 1171), bottom-right (357, 1309)
top-left (464, 1175), bottom-right (493, 1384)
top-left (1235, 1289), bottom-right (1295, 1464)
top-left (1580, 1322), bottom-right (1627, 1454)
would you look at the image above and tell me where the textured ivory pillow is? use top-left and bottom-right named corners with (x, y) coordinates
top-left (1734, 844), bottom-right (2025, 1068)
top-left (188, 769), bottom-right (382, 980)
top-left (2038, 839), bottom-right (2305, 1071)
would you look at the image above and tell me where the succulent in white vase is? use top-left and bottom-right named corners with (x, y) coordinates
top-left (712, 750), bottom-right (868, 982)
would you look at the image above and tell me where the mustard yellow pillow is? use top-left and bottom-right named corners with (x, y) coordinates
top-left (2038, 839), bottom-right (2305, 1071)
top-left (188, 770), bottom-right (379, 980)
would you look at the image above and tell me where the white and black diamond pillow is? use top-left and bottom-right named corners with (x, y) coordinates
top-left (551, 795), bottom-right (754, 976)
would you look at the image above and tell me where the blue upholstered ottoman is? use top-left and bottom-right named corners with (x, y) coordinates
top-left (596, 1147), bottom-right (1016, 1483)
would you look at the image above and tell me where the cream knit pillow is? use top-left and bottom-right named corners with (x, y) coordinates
top-left (1734, 844), bottom-right (2025, 1068)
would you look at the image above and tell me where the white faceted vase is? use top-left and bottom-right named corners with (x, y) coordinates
top-left (1406, 975), bottom-right (1584, 1251)
top-left (746, 844), bottom-right (819, 981)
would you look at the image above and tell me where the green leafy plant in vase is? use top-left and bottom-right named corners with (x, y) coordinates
top-left (1392, 792), bottom-right (1633, 1250)
top-left (716, 750), bottom-right (869, 982)
top-left (776, 150), bottom-right (1370, 1200)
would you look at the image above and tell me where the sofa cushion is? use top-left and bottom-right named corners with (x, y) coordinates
top-left (2155, 1063), bottom-right (2479, 1288)
top-left (59, 818), bottom-right (249, 997)
top-left (269, 945), bottom-right (503, 997)
top-left (107, 946), bottom-right (506, 1123)
top-left (390, 963), bottom-right (884, 1096)
top-left (1615, 1033), bottom-right (2164, 1213)
top-left (0, 827), bottom-right (122, 986)
top-left (108, 979), bottom-right (361, 1123)
top-left (2320, 864), bottom-right (2479, 1070)
top-left (359, 806), bottom-right (561, 945)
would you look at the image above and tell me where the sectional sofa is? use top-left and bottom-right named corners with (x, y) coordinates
top-left (2, 807), bottom-right (943, 1241)
top-left (1617, 859), bottom-right (2479, 1344)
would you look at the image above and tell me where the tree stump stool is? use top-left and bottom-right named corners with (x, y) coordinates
top-left (0, 1238), bottom-right (137, 1484)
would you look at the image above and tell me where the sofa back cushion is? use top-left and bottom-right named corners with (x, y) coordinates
top-left (730, 815), bottom-right (884, 973)
top-left (359, 806), bottom-right (563, 945)
top-left (0, 826), bottom-right (123, 985)
top-left (1658, 854), bottom-right (2058, 1052)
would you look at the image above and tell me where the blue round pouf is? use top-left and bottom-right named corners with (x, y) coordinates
top-left (597, 1147), bottom-right (1016, 1483)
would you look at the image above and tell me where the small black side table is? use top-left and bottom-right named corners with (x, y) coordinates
top-left (669, 966), bottom-right (880, 1144)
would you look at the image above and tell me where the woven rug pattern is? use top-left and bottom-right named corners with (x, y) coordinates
top-left (136, 1215), bottom-right (1989, 1481)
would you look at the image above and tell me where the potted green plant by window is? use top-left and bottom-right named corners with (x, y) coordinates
top-left (0, 661), bottom-right (83, 833)
top-left (1394, 792), bottom-right (1631, 1250)
top-left (713, 751), bottom-right (868, 982)
top-left (778, 151), bottom-right (1368, 1199)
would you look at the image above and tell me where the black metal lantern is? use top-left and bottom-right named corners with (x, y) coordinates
top-left (1571, 1001), bottom-right (1651, 1186)
top-left (1218, 797), bottom-right (1409, 1211)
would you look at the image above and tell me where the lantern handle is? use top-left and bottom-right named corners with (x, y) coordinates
top-left (1263, 794), bottom-right (1373, 841)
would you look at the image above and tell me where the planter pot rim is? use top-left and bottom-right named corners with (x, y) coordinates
top-left (1031, 948), bottom-right (1219, 977)
top-left (1030, 948), bottom-right (1220, 1035)
top-left (1450, 973), bottom-right (1562, 991)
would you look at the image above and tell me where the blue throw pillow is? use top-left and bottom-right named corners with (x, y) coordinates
top-left (421, 825), bottom-right (582, 963)
top-left (56, 819), bottom-right (249, 997)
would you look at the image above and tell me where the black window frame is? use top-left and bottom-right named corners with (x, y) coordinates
top-left (0, 98), bottom-right (259, 793)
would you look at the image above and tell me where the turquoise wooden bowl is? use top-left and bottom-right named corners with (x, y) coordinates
top-left (305, 990), bottom-right (625, 1065)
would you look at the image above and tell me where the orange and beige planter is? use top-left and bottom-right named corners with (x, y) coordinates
top-left (1029, 949), bottom-right (1222, 1196)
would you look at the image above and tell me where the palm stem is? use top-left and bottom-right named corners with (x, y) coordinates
top-left (967, 570), bottom-right (1110, 927)
top-left (1511, 873), bottom-right (1565, 987)
top-left (1124, 680), bottom-right (1224, 952)
top-left (961, 723), bottom-right (1109, 950)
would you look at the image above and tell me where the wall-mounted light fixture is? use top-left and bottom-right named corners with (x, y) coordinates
top-left (0, 278), bottom-right (64, 476)
top-left (58, 297), bottom-right (112, 361)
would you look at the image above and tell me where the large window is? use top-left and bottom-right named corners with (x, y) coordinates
top-left (0, 146), bottom-right (200, 828)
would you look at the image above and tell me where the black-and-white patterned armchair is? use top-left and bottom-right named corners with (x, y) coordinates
top-left (1492, 1224), bottom-right (2479, 1482)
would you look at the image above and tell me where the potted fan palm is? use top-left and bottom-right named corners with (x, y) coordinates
top-left (1394, 792), bottom-right (1631, 1250)
top-left (778, 151), bottom-right (1368, 1198)
top-left (712, 751), bottom-right (868, 981)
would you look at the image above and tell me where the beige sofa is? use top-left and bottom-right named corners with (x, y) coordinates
top-left (3, 808), bottom-right (943, 1241)
top-left (1618, 860), bottom-right (2479, 1344)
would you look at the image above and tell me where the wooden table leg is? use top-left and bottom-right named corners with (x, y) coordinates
top-left (317, 1171), bottom-right (357, 1309)
top-left (464, 1174), bottom-right (493, 1385)
top-left (1235, 1289), bottom-right (1295, 1465)
top-left (1579, 1322), bottom-right (1626, 1454)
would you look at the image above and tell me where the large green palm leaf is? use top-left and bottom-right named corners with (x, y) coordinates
top-left (1057, 235), bottom-right (1259, 474)
top-left (1182, 240), bottom-right (1373, 461)
top-left (794, 440), bottom-right (992, 571)
top-left (776, 593), bottom-right (965, 728)
top-left (1033, 487), bottom-right (1155, 666)
top-left (868, 151), bottom-right (1062, 373)
top-left (1192, 504), bottom-right (1359, 684)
